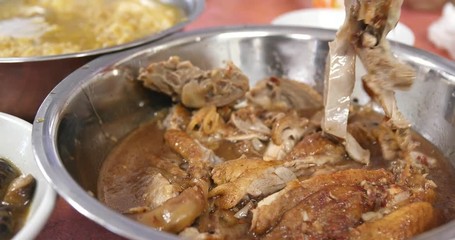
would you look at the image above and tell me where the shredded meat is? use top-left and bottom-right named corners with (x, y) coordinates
top-left (138, 56), bottom-right (249, 108)
top-left (247, 76), bottom-right (323, 112)
top-left (353, 0), bottom-right (416, 129)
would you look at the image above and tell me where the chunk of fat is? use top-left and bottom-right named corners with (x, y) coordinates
top-left (263, 142), bottom-right (286, 161)
top-left (247, 166), bottom-right (297, 196)
top-left (254, 180), bottom-right (299, 209)
top-left (251, 180), bottom-right (301, 233)
top-left (255, 187), bottom-right (284, 208)
top-left (179, 227), bottom-right (219, 240)
top-left (274, 166), bottom-right (297, 181)
top-left (321, 19), bottom-right (356, 140)
top-left (135, 183), bottom-right (208, 233)
top-left (321, 1), bottom-right (373, 164)
top-left (263, 127), bottom-right (307, 161)
top-left (345, 133), bottom-right (370, 164)
top-left (143, 173), bottom-right (179, 209)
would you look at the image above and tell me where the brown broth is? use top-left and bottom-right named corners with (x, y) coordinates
top-left (413, 133), bottom-right (455, 223)
top-left (97, 111), bottom-right (455, 237)
top-left (98, 120), bottom-right (173, 213)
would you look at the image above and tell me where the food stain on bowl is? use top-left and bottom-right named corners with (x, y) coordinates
top-left (0, 0), bottom-right (184, 57)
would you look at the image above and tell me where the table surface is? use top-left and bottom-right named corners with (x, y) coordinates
top-left (35, 0), bottom-right (452, 239)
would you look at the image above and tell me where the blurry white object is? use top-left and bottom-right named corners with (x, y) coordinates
top-left (0, 16), bottom-right (52, 38)
top-left (428, 3), bottom-right (455, 59)
top-left (272, 8), bottom-right (415, 46)
top-left (0, 112), bottom-right (56, 240)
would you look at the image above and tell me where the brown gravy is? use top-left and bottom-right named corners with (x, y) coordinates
top-left (98, 112), bottom-right (455, 234)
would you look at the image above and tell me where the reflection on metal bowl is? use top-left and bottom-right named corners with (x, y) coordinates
top-left (32, 26), bottom-right (455, 240)
top-left (0, 0), bottom-right (204, 121)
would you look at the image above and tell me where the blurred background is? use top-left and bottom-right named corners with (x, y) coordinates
top-left (188, 0), bottom-right (454, 60)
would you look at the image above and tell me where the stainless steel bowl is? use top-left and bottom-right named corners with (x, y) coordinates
top-left (32, 26), bottom-right (455, 240)
top-left (0, 0), bottom-right (205, 121)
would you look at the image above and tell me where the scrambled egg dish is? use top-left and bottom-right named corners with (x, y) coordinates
top-left (0, 0), bottom-right (183, 57)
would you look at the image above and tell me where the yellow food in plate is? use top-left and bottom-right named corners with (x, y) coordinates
top-left (0, 0), bottom-right (183, 57)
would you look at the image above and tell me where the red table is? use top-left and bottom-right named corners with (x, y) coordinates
top-left (35, 1), bottom-right (452, 239)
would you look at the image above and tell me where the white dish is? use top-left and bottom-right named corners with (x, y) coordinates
top-left (272, 8), bottom-right (415, 46)
top-left (0, 112), bottom-right (56, 240)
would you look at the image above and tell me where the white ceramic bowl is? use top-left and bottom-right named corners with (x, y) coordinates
top-left (0, 112), bottom-right (56, 239)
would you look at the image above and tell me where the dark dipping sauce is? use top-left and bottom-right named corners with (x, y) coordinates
top-left (0, 158), bottom-right (36, 240)
top-left (97, 108), bottom-right (455, 239)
